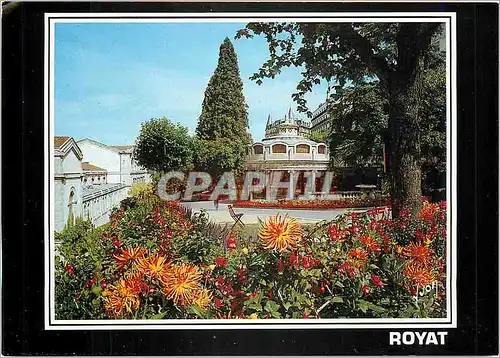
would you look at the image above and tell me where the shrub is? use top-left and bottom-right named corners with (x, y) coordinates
top-left (128, 182), bottom-right (154, 199)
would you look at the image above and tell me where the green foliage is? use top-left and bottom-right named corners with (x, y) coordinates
top-left (196, 38), bottom-right (249, 141)
top-left (308, 130), bottom-right (329, 143)
top-left (195, 38), bottom-right (250, 175)
top-left (128, 182), bottom-right (154, 198)
top-left (54, 218), bottom-right (111, 320)
top-left (133, 117), bottom-right (193, 173)
top-left (328, 81), bottom-right (388, 167)
top-left (193, 137), bottom-right (247, 177)
top-left (326, 34), bottom-right (446, 173)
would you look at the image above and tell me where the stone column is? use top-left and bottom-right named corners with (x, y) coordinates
top-left (288, 170), bottom-right (295, 200)
top-left (311, 170), bottom-right (317, 194)
top-left (265, 170), bottom-right (272, 201)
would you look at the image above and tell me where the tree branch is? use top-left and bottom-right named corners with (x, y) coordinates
top-left (397, 23), bottom-right (441, 73)
top-left (334, 24), bottom-right (391, 84)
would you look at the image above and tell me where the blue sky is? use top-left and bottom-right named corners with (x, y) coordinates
top-left (54, 22), bottom-right (328, 145)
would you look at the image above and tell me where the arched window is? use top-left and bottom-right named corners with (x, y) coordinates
top-left (318, 145), bottom-right (326, 154)
top-left (296, 144), bottom-right (311, 153)
top-left (272, 144), bottom-right (286, 153)
top-left (253, 145), bottom-right (264, 155)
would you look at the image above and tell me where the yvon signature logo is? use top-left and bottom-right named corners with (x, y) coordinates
top-left (389, 331), bottom-right (448, 345)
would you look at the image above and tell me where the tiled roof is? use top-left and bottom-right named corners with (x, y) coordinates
top-left (82, 162), bottom-right (107, 172)
top-left (54, 136), bottom-right (70, 148)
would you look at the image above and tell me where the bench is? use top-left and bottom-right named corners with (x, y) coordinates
top-left (228, 205), bottom-right (245, 229)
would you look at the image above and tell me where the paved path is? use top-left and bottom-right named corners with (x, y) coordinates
top-left (181, 201), bottom-right (369, 224)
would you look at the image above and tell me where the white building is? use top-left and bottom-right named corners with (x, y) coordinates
top-left (246, 114), bottom-right (330, 200)
top-left (53, 136), bottom-right (147, 232)
top-left (54, 136), bottom-right (84, 232)
top-left (265, 109), bottom-right (311, 138)
top-left (76, 138), bottom-right (150, 186)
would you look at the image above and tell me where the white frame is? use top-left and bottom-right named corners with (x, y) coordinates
top-left (45, 11), bottom-right (457, 330)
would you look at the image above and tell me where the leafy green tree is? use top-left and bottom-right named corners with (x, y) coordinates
top-left (236, 23), bottom-right (444, 217)
top-left (308, 130), bottom-right (329, 143)
top-left (193, 138), bottom-right (246, 178)
top-left (327, 81), bottom-right (387, 167)
top-left (326, 33), bottom-right (445, 192)
top-left (133, 117), bottom-right (193, 173)
top-left (196, 37), bottom-right (249, 141)
top-left (195, 37), bottom-right (250, 177)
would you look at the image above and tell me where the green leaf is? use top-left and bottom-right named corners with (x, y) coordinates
top-left (330, 296), bottom-right (344, 304)
top-left (91, 286), bottom-right (102, 296)
top-left (264, 300), bottom-right (279, 313)
top-left (357, 299), bottom-right (369, 313)
top-left (150, 311), bottom-right (167, 320)
top-left (188, 306), bottom-right (206, 318)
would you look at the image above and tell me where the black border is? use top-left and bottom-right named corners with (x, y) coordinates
top-left (2, 2), bottom-right (498, 355)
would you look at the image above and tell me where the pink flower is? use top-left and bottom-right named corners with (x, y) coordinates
top-left (287, 251), bottom-right (300, 269)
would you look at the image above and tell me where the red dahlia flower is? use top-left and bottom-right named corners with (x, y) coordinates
top-left (215, 257), bottom-right (227, 267)
top-left (370, 274), bottom-right (384, 288)
top-left (361, 284), bottom-right (369, 296)
top-left (337, 262), bottom-right (356, 278)
top-left (225, 235), bottom-right (237, 251)
top-left (64, 264), bottom-right (73, 275)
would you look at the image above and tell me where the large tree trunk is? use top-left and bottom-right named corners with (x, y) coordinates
top-left (387, 58), bottom-right (425, 218)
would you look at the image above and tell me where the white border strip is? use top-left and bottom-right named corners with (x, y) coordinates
top-left (45, 12), bottom-right (457, 330)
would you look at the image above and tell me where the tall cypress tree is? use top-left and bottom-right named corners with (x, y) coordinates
top-left (196, 37), bottom-right (248, 141)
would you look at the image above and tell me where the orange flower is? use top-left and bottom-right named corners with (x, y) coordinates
top-left (347, 248), bottom-right (368, 270)
top-left (137, 255), bottom-right (170, 280)
top-left (113, 245), bottom-right (147, 267)
top-left (258, 215), bottom-right (302, 252)
top-left (102, 277), bottom-right (141, 317)
top-left (403, 242), bottom-right (433, 267)
top-left (402, 262), bottom-right (436, 286)
top-left (161, 263), bottom-right (202, 305)
top-left (417, 202), bottom-right (440, 224)
top-left (191, 288), bottom-right (213, 309)
top-left (348, 248), bottom-right (368, 261)
top-left (359, 235), bottom-right (380, 253)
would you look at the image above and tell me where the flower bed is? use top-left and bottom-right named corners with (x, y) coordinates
top-left (233, 197), bottom-right (390, 210)
top-left (55, 194), bottom-right (446, 320)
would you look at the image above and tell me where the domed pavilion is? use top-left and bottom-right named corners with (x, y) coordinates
top-left (245, 111), bottom-right (330, 200)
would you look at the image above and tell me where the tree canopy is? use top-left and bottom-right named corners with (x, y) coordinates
top-left (195, 37), bottom-right (251, 177)
top-left (193, 138), bottom-right (247, 177)
top-left (133, 117), bottom-right (193, 173)
top-left (236, 22), bottom-right (445, 217)
top-left (327, 32), bottom-right (446, 177)
top-left (196, 37), bottom-right (249, 141)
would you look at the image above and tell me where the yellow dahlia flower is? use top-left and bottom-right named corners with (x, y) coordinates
top-left (258, 214), bottom-right (302, 253)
